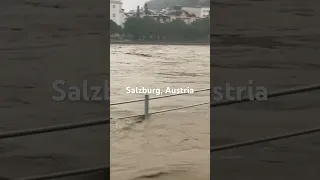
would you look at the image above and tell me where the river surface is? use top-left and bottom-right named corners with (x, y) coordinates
top-left (110, 44), bottom-right (210, 180)
top-left (211, 0), bottom-right (320, 179)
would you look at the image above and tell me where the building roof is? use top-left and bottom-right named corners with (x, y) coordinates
top-left (183, 6), bottom-right (210, 8)
top-left (167, 10), bottom-right (196, 17)
top-left (110, 0), bottom-right (122, 4)
top-left (150, 14), bottom-right (170, 18)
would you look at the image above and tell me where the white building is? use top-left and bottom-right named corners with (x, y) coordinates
top-left (182, 6), bottom-right (210, 18)
top-left (110, 0), bottom-right (125, 27)
top-left (166, 10), bottom-right (197, 24)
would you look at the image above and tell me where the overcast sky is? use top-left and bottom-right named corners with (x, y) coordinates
top-left (122, 0), bottom-right (149, 11)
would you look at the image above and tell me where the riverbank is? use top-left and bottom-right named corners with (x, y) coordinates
top-left (110, 39), bottom-right (209, 46)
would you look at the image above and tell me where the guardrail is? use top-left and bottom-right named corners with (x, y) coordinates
top-left (1, 88), bottom-right (210, 180)
top-left (2, 84), bottom-right (320, 179)
top-left (211, 84), bottom-right (320, 152)
top-left (111, 88), bottom-right (210, 119)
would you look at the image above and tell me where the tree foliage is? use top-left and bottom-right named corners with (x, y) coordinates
top-left (110, 20), bottom-right (122, 35)
top-left (122, 16), bottom-right (209, 41)
top-left (147, 0), bottom-right (210, 11)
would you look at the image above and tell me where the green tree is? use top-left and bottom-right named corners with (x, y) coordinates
top-left (123, 17), bottom-right (142, 40)
top-left (124, 16), bottom-right (161, 40)
top-left (123, 16), bottom-right (210, 41)
top-left (110, 20), bottom-right (122, 35)
top-left (191, 17), bottom-right (210, 38)
top-left (140, 16), bottom-right (160, 39)
top-left (163, 19), bottom-right (191, 41)
top-left (147, 0), bottom-right (210, 11)
top-left (136, 6), bottom-right (141, 18)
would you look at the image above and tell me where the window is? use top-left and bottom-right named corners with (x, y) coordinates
top-left (113, 5), bottom-right (116, 8)
top-left (113, 14), bottom-right (116, 17)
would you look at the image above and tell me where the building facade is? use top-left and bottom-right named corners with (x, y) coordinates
top-left (150, 15), bottom-right (171, 24)
top-left (182, 7), bottom-right (210, 18)
top-left (201, 7), bottom-right (210, 18)
top-left (110, 0), bottom-right (125, 27)
top-left (167, 10), bottom-right (197, 24)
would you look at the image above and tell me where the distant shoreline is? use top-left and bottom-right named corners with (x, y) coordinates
top-left (110, 39), bottom-right (210, 46)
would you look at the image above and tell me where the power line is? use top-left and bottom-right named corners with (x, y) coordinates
top-left (212, 126), bottom-right (320, 152)
top-left (0, 118), bottom-right (110, 139)
top-left (111, 88), bottom-right (209, 106)
top-left (211, 84), bottom-right (320, 151)
top-left (19, 166), bottom-right (108, 180)
top-left (0, 102), bottom-right (209, 140)
top-left (4, 85), bottom-right (320, 179)
top-left (211, 84), bottom-right (320, 107)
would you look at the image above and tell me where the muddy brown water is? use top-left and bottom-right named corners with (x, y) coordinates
top-left (212, 0), bottom-right (320, 179)
top-left (0, 0), bottom-right (108, 179)
top-left (1, 0), bottom-right (320, 179)
top-left (110, 44), bottom-right (210, 180)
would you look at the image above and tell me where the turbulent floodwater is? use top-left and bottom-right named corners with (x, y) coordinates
top-left (110, 44), bottom-right (210, 180)
top-left (211, 1), bottom-right (320, 180)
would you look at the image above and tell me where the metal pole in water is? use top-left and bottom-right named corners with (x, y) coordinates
top-left (144, 94), bottom-right (149, 119)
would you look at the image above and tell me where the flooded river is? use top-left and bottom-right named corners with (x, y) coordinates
top-left (110, 44), bottom-right (210, 180)
top-left (211, 0), bottom-right (320, 179)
